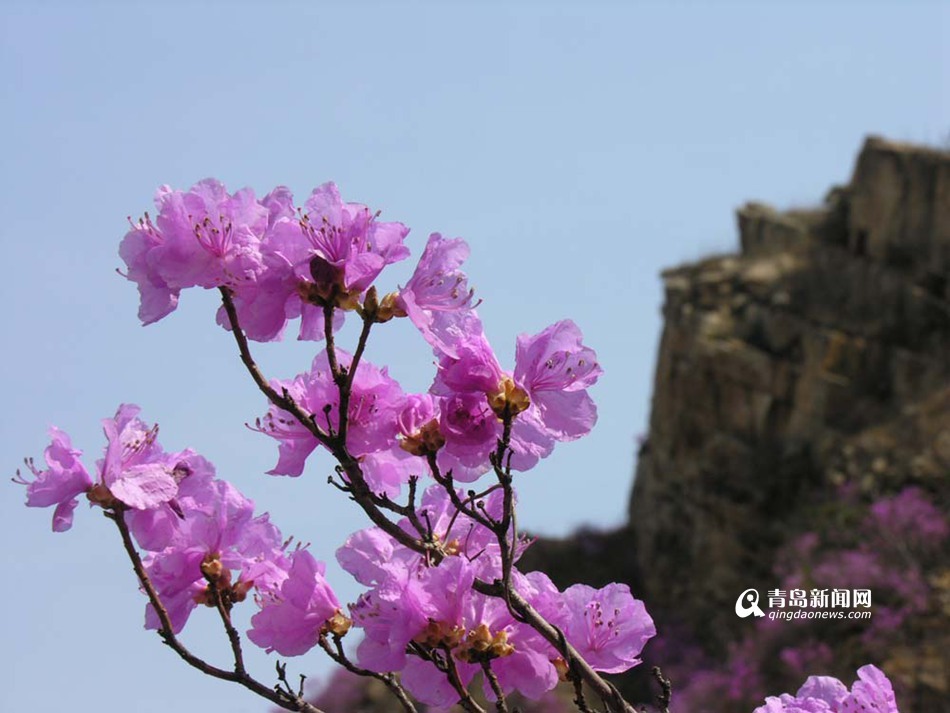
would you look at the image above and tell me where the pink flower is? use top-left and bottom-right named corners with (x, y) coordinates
top-left (248, 549), bottom-right (342, 656)
top-left (120, 180), bottom-right (272, 326)
top-left (353, 558), bottom-right (559, 706)
top-left (143, 478), bottom-right (290, 633)
top-left (754, 665), bottom-right (899, 713)
top-left (256, 350), bottom-right (407, 478)
top-left (514, 319), bottom-right (601, 441)
top-left (841, 665), bottom-right (900, 712)
top-left (260, 182), bottom-right (410, 340)
top-left (296, 182), bottom-right (410, 294)
top-left (124, 449), bottom-right (216, 551)
top-left (96, 404), bottom-right (178, 511)
top-left (430, 320), bottom-right (601, 479)
top-left (15, 428), bottom-right (93, 532)
top-left (150, 179), bottom-right (268, 291)
top-left (551, 583), bottom-right (655, 674)
top-left (118, 213), bottom-right (179, 325)
top-left (16, 405), bottom-right (182, 530)
top-left (397, 233), bottom-right (479, 358)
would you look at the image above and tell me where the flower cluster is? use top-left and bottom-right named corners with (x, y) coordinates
top-left (16, 405), bottom-right (343, 642)
top-left (120, 180), bottom-right (408, 341)
top-left (336, 484), bottom-right (655, 705)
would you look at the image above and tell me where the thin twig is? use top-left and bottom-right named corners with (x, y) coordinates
top-left (652, 666), bottom-right (672, 713)
top-left (208, 580), bottom-right (247, 675)
top-left (569, 671), bottom-right (595, 713)
top-left (443, 648), bottom-right (486, 713)
top-left (218, 287), bottom-right (330, 447)
top-left (480, 661), bottom-right (510, 713)
top-left (336, 311), bottom-right (374, 445)
top-left (318, 635), bottom-right (418, 713)
top-left (322, 303), bottom-right (342, 382)
top-left (427, 453), bottom-right (495, 530)
top-left (220, 288), bottom-right (431, 557)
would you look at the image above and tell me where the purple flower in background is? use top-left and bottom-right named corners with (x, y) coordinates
top-left (754, 665), bottom-right (899, 713)
top-left (867, 487), bottom-right (949, 550)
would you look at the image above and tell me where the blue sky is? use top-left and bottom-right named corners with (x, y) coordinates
top-left (2, 2), bottom-right (946, 712)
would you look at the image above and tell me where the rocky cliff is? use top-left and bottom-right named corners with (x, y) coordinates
top-left (525, 137), bottom-right (950, 711)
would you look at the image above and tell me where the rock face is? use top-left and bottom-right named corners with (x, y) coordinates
top-left (524, 137), bottom-right (950, 711)
top-left (628, 137), bottom-right (949, 619)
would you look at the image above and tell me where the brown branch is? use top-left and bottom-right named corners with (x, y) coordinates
top-left (207, 580), bottom-right (247, 675)
top-left (442, 647), bottom-right (486, 713)
top-left (219, 287), bottom-right (431, 558)
top-left (318, 634), bottom-right (418, 713)
top-left (106, 509), bottom-right (326, 713)
top-left (472, 580), bottom-right (635, 713)
top-left (569, 671), bottom-right (595, 713)
top-left (335, 309), bottom-right (374, 446)
top-left (427, 453), bottom-right (495, 531)
top-left (322, 303), bottom-right (342, 382)
top-left (218, 287), bottom-right (330, 446)
top-left (652, 666), bottom-right (672, 713)
top-left (480, 661), bottom-right (510, 713)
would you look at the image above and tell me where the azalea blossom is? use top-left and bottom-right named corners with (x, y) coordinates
top-left (16, 405), bottom-right (182, 531)
top-left (430, 319), bottom-right (601, 478)
top-left (255, 350), bottom-right (407, 480)
top-left (143, 478), bottom-right (290, 634)
top-left (397, 233), bottom-right (479, 358)
top-left (248, 549), bottom-right (345, 656)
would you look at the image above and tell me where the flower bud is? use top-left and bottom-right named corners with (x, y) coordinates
top-left (324, 610), bottom-right (352, 637)
top-left (399, 419), bottom-right (445, 456)
top-left (362, 286), bottom-right (380, 317)
top-left (200, 553), bottom-right (225, 582)
top-left (376, 292), bottom-right (406, 322)
top-left (487, 377), bottom-right (530, 420)
top-left (456, 623), bottom-right (515, 662)
top-left (231, 579), bottom-right (254, 603)
top-left (86, 483), bottom-right (116, 508)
